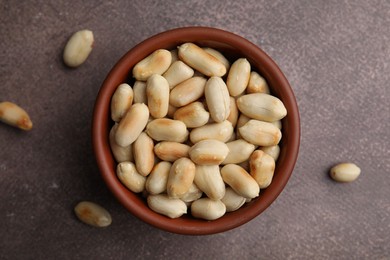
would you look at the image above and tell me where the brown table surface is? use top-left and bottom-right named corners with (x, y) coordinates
top-left (1, 1), bottom-right (389, 259)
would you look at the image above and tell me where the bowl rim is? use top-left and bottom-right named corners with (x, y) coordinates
top-left (92, 26), bottom-right (300, 235)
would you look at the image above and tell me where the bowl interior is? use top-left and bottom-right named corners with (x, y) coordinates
top-left (92, 27), bottom-right (300, 235)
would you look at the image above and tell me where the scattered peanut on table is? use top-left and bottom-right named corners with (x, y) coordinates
top-left (108, 42), bottom-right (288, 220)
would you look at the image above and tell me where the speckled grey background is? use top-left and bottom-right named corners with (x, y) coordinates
top-left (1, 0), bottom-right (389, 259)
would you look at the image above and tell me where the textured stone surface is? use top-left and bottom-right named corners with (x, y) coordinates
top-left (0, 0), bottom-right (389, 259)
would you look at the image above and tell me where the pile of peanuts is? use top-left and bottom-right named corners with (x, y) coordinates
top-left (109, 42), bottom-right (287, 220)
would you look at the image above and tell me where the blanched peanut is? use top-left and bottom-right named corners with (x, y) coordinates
top-left (330, 163), bottom-right (361, 183)
top-left (109, 123), bottom-right (133, 163)
top-left (178, 43), bottom-right (226, 77)
top-left (190, 120), bottom-right (233, 143)
top-left (110, 83), bottom-right (133, 122)
top-left (205, 76), bottom-right (230, 123)
top-left (0, 101), bottom-right (32, 130)
top-left (167, 158), bottom-right (196, 199)
top-left (221, 164), bottom-right (259, 199)
top-left (146, 118), bottom-right (188, 142)
top-left (133, 132), bottom-right (155, 176)
top-left (221, 187), bottom-right (246, 212)
top-left (145, 161), bottom-right (171, 195)
top-left (63, 29), bottom-right (94, 67)
top-left (247, 71), bottom-right (270, 94)
top-left (115, 103), bottom-right (149, 147)
top-left (189, 139), bottom-right (229, 165)
top-left (239, 120), bottom-right (282, 146)
top-left (222, 139), bottom-right (256, 164)
top-left (74, 201), bottom-right (112, 228)
top-left (203, 47), bottom-right (230, 71)
top-left (194, 165), bottom-right (225, 200)
top-left (173, 102), bottom-right (209, 128)
top-left (116, 162), bottom-right (146, 193)
top-left (154, 141), bottom-right (190, 162)
top-left (237, 93), bottom-right (287, 122)
top-left (146, 74), bottom-right (169, 118)
top-left (227, 97), bottom-right (239, 127)
top-left (180, 183), bottom-right (203, 203)
top-left (169, 77), bottom-right (206, 107)
top-left (227, 58), bottom-right (251, 97)
top-left (191, 198), bottom-right (226, 220)
top-left (133, 81), bottom-right (147, 104)
top-left (147, 194), bottom-right (187, 218)
top-left (163, 60), bottom-right (194, 89)
top-left (260, 145), bottom-right (280, 161)
top-left (133, 49), bottom-right (172, 81)
top-left (250, 150), bottom-right (276, 189)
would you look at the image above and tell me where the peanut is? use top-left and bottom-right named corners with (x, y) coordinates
top-left (115, 103), bottom-right (149, 147)
top-left (145, 161), bottom-right (171, 195)
top-left (250, 150), bottom-right (276, 189)
top-left (147, 194), bottom-right (187, 218)
top-left (146, 74), bottom-right (169, 118)
top-left (169, 76), bottom-right (206, 107)
top-left (222, 139), bottom-right (256, 164)
top-left (74, 201), bottom-right (112, 227)
top-left (146, 118), bottom-right (188, 142)
top-left (63, 29), bottom-right (94, 67)
top-left (189, 120), bottom-right (233, 143)
top-left (330, 163), bottom-right (361, 182)
top-left (0, 101), bottom-right (33, 130)
top-left (221, 164), bottom-right (260, 199)
top-left (133, 49), bottom-right (172, 81)
top-left (111, 83), bottom-right (133, 122)
top-left (154, 141), bottom-right (190, 162)
top-left (239, 119), bottom-right (282, 146)
top-left (109, 123), bottom-right (133, 163)
top-left (173, 101), bottom-right (209, 128)
top-left (221, 187), bottom-right (246, 212)
top-left (247, 71), bottom-right (270, 94)
top-left (167, 158), bottom-right (196, 199)
top-left (178, 42), bottom-right (226, 77)
top-left (227, 58), bottom-right (251, 97)
top-left (163, 60), bottom-right (194, 89)
top-left (189, 139), bottom-right (229, 165)
top-left (205, 76), bottom-right (230, 122)
top-left (191, 198), bottom-right (226, 220)
top-left (133, 132), bottom-right (155, 176)
top-left (116, 162), bottom-right (146, 193)
top-left (194, 165), bottom-right (226, 200)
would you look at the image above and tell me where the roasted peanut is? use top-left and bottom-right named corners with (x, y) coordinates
top-left (330, 163), bottom-right (361, 182)
top-left (115, 103), bottom-right (149, 147)
top-left (221, 164), bottom-right (260, 199)
top-left (133, 49), bottom-right (172, 81)
top-left (145, 161), bottom-right (171, 195)
top-left (163, 60), bottom-right (194, 89)
top-left (194, 165), bottom-right (226, 200)
top-left (63, 29), bottom-right (94, 67)
top-left (169, 76), bottom-right (206, 107)
top-left (205, 76), bottom-right (230, 123)
top-left (191, 198), bottom-right (226, 220)
top-left (178, 43), bottom-right (226, 77)
top-left (173, 101), bottom-right (209, 128)
top-left (203, 47), bottom-right (230, 71)
top-left (222, 139), bottom-right (256, 164)
top-left (221, 187), bottom-right (246, 212)
top-left (111, 83), bottom-right (133, 122)
top-left (0, 101), bottom-right (32, 130)
top-left (146, 118), bottom-right (188, 142)
top-left (116, 162), bottom-right (146, 193)
top-left (146, 74), bottom-right (170, 118)
top-left (227, 58), bottom-right (251, 97)
top-left (189, 139), bottom-right (229, 165)
top-left (250, 150), bottom-right (276, 188)
top-left (133, 132), bottom-right (155, 176)
top-left (109, 123), bottom-right (133, 163)
top-left (236, 93), bottom-right (287, 122)
top-left (239, 119), bottom-right (282, 146)
top-left (167, 158), bottom-right (196, 199)
top-left (147, 194), bottom-right (187, 218)
top-left (247, 71), bottom-right (270, 94)
top-left (190, 120), bottom-right (233, 143)
top-left (74, 201), bottom-right (112, 227)
top-left (133, 81), bottom-right (147, 104)
top-left (153, 141), bottom-right (190, 162)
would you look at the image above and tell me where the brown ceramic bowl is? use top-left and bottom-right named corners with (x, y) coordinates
top-left (92, 26), bottom-right (300, 235)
